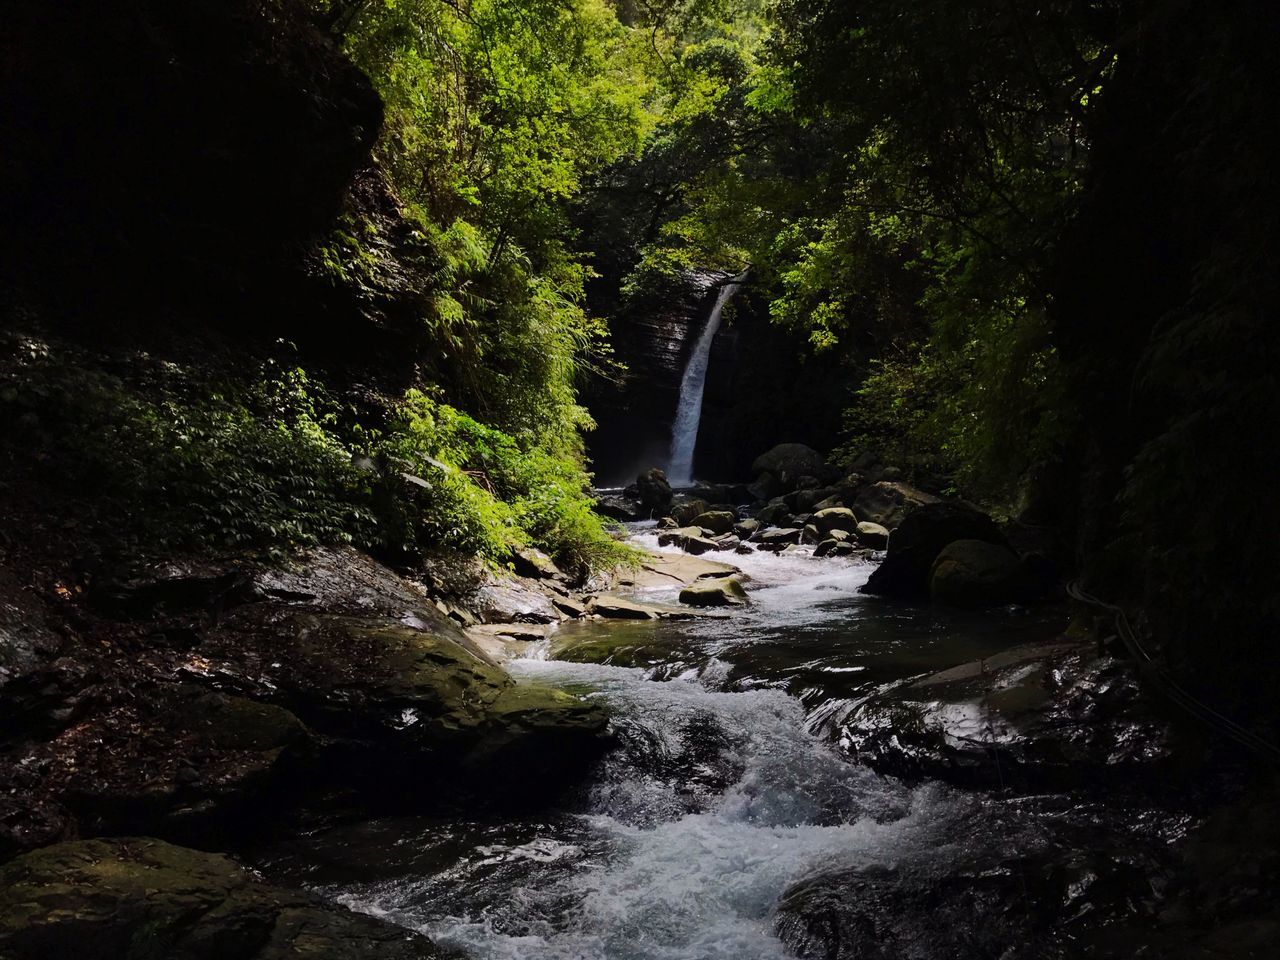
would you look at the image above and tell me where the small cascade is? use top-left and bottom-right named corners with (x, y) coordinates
top-left (667, 275), bottom-right (743, 485)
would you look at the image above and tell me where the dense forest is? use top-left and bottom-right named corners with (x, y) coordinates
top-left (3, 1), bottom-right (1279, 957)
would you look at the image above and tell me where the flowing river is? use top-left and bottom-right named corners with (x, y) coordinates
top-left (254, 526), bottom-right (1191, 959)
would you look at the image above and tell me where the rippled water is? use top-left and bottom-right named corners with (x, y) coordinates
top-left (253, 531), bottom-right (1180, 959)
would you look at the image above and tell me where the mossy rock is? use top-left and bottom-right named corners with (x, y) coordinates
top-left (0, 837), bottom-right (453, 959)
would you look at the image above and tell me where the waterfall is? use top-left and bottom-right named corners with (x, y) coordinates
top-left (667, 275), bottom-right (742, 486)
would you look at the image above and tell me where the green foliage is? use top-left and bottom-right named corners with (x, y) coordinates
top-left (377, 390), bottom-right (632, 571)
top-left (0, 342), bottom-right (627, 572)
top-left (0, 348), bottom-right (371, 556)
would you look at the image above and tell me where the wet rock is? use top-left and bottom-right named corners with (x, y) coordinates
top-left (751, 443), bottom-right (827, 491)
top-left (756, 499), bottom-right (792, 527)
top-left (776, 847), bottom-right (1160, 960)
top-left (594, 494), bottom-right (643, 521)
top-left (811, 494), bottom-right (844, 512)
top-left (470, 576), bottom-right (561, 624)
top-left (839, 640), bottom-right (1176, 788)
top-left (813, 507), bottom-right (859, 535)
top-left (691, 510), bottom-right (736, 535)
top-left (586, 595), bottom-right (663, 620)
top-left (855, 521), bottom-right (890, 549)
top-left (802, 523), bottom-right (823, 545)
top-left (257, 546), bottom-right (473, 629)
top-left (672, 498), bottom-right (711, 526)
top-left (679, 576), bottom-right (749, 607)
top-left (0, 837), bottom-right (451, 959)
top-left (467, 623), bottom-right (551, 642)
top-left (611, 553), bottom-right (739, 591)
top-left (636, 468), bottom-right (674, 512)
top-left (733, 518), bottom-right (761, 539)
top-left (201, 609), bottom-right (608, 789)
top-left (930, 539), bottom-right (1032, 607)
top-left (861, 502), bottom-right (1006, 601)
top-left (657, 516), bottom-right (678, 529)
top-left (756, 527), bottom-right (802, 550)
top-left (852, 480), bottom-right (941, 530)
top-left (785, 486), bottom-right (837, 513)
top-left (657, 527), bottom-right (721, 555)
top-left (549, 592), bottom-right (588, 619)
top-left (814, 539), bottom-right (857, 558)
top-left (94, 557), bottom-right (250, 618)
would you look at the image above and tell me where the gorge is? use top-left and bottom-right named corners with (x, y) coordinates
top-left (2, 1), bottom-right (1279, 958)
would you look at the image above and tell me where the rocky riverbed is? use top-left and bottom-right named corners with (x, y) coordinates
top-left (2, 448), bottom-right (1277, 958)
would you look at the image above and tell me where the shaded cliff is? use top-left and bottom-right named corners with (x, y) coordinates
top-left (586, 276), bottom-right (856, 484)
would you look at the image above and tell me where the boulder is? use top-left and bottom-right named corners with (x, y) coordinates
top-left (852, 481), bottom-right (942, 530)
top-left (471, 576), bottom-right (561, 624)
top-left (929, 539), bottom-right (1031, 607)
top-left (657, 527), bottom-right (721, 555)
top-left (733, 518), bottom-right (761, 540)
top-left (0, 838), bottom-right (449, 959)
top-left (611, 553), bottom-right (740, 591)
top-left (594, 494), bottom-right (643, 521)
top-left (786, 486), bottom-right (840, 513)
top-left (861, 502), bottom-right (1006, 600)
top-left (201, 609), bottom-right (608, 788)
top-left (813, 507), bottom-right (859, 534)
top-left (813, 539), bottom-right (843, 558)
top-left (811, 495), bottom-right (844, 512)
top-left (756, 499), bottom-right (793, 527)
top-left (636, 468), bottom-right (673, 512)
top-left (691, 510), bottom-right (736, 535)
top-left (802, 524), bottom-right (823, 545)
top-left (586, 595), bottom-right (662, 620)
top-left (671, 498), bottom-right (711, 526)
top-left (855, 521), bottom-right (890, 550)
top-left (751, 443), bottom-right (827, 489)
top-left (679, 576), bottom-right (749, 607)
top-left (752, 527), bottom-right (793, 547)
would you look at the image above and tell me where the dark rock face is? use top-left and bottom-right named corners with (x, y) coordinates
top-left (861, 502), bottom-right (1006, 600)
top-left (930, 539), bottom-right (1033, 607)
top-left (852, 480), bottom-right (941, 530)
top-left (635, 468), bottom-right (674, 512)
top-left (751, 443), bottom-right (827, 489)
top-left (0, 838), bottom-right (452, 959)
top-left (584, 276), bottom-right (718, 484)
top-left (776, 846), bottom-right (1168, 960)
top-left (838, 640), bottom-right (1177, 789)
top-left (2, 0), bottom-right (383, 358)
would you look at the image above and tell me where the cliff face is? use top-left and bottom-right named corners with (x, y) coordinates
top-left (586, 279), bottom-right (854, 485)
top-left (585, 275), bottom-right (714, 486)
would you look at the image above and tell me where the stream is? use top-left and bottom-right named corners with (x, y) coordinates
top-left (254, 526), bottom-right (1191, 959)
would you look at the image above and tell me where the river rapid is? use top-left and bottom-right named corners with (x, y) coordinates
top-left (253, 526), bottom-right (1190, 960)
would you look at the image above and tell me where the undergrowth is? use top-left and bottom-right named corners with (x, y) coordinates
top-left (0, 336), bottom-right (631, 575)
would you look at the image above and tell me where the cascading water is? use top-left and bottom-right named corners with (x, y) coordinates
top-left (252, 529), bottom-right (1186, 960)
top-left (667, 275), bottom-right (743, 485)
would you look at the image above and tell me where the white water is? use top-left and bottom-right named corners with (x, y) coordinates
top-left (667, 278), bottom-right (742, 485)
top-left (322, 536), bottom-right (1006, 960)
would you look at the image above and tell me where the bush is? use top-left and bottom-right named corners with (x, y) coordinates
top-left (0, 340), bottom-right (630, 574)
